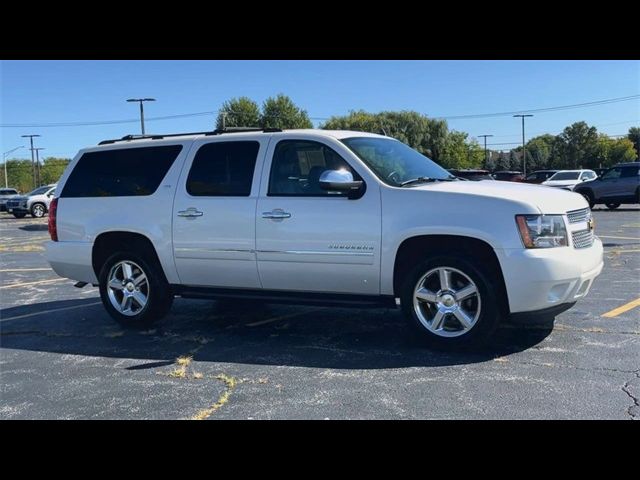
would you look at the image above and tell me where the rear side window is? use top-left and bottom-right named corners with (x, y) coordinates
top-left (186, 141), bottom-right (259, 196)
top-left (621, 166), bottom-right (640, 178)
top-left (61, 145), bottom-right (182, 198)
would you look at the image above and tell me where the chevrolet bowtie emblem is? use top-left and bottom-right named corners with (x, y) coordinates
top-left (588, 217), bottom-right (595, 231)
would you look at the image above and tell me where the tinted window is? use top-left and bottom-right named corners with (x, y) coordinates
top-left (602, 168), bottom-right (622, 180)
top-left (269, 140), bottom-right (360, 196)
top-left (29, 186), bottom-right (52, 195)
top-left (549, 171), bottom-right (580, 180)
top-left (0, 189), bottom-right (17, 195)
top-left (187, 141), bottom-right (259, 197)
top-left (621, 166), bottom-right (640, 178)
top-left (61, 145), bottom-right (182, 198)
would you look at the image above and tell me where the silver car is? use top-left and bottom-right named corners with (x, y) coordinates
top-left (5, 184), bottom-right (57, 218)
top-left (574, 162), bottom-right (640, 209)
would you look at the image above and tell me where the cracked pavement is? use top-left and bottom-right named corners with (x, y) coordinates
top-left (1, 207), bottom-right (639, 419)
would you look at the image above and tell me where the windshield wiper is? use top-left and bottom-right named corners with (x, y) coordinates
top-left (400, 176), bottom-right (454, 187)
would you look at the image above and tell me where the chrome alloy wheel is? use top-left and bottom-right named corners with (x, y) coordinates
top-left (32, 204), bottom-right (45, 217)
top-left (106, 260), bottom-right (149, 316)
top-left (412, 267), bottom-right (481, 338)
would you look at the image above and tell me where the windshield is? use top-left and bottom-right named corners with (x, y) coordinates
top-left (549, 171), bottom-right (580, 181)
top-left (28, 186), bottom-right (51, 196)
top-left (341, 137), bottom-right (453, 186)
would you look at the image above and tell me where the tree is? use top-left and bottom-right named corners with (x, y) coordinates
top-left (215, 97), bottom-right (261, 129)
top-left (556, 121), bottom-right (599, 169)
top-left (261, 94), bottom-right (313, 129)
top-left (628, 126), bottom-right (640, 158)
top-left (40, 157), bottom-right (71, 185)
top-left (0, 159), bottom-right (35, 193)
top-left (525, 134), bottom-right (556, 170)
top-left (595, 135), bottom-right (637, 167)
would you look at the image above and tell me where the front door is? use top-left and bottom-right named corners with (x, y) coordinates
top-left (255, 138), bottom-right (381, 294)
top-left (596, 167), bottom-right (625, 200)
top-left (172, 138), bottom-right (267, 288)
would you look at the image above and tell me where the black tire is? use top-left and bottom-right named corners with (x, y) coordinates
top-left (605, 203), bottom-right (620, 210)
top-left (400, 255), bottom-right (502, 350)
top-left (98, 251), bottom-right (173, 328)
top-left (30, 202), bottom-right (46, 218)
top-left (577, 190), bottom-right (595, 209)
top-left (12, 212), bottom-right (27, 219)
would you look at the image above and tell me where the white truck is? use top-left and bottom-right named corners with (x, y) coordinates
top-left (45, 128), bottom-right (603, 348)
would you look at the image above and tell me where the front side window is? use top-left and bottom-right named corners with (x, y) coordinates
top-left (549, 171), bottom-right (580, 181)
top-left (187, 141), bottom-right (259, 197)
top-left (342, 137), bottom-right (452, 187)
top-left (602, 168), bottom-right (622, 180)
top-left (268, 140), bottom-right (360, 196)
top-left (61, 145), bottom-right (183, 197)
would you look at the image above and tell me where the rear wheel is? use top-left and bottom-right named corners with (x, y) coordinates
top-left (98, 251), bottom-right (173, 327)
top-left (12, 212), bottom-right (27, 218)
top-left (605, 203), bottom-right (620, 210)
top-left (31, 203), bottom-right (46, 218)
top-left (400, 255), bottom-right (502, 349)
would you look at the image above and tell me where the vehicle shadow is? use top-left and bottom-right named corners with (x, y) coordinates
top-left (19, 224), bottom-right (48, 231)
top-left (591, 207), bottom-right (640, 212)
top-left (0, 297), bottom-right (553, 369)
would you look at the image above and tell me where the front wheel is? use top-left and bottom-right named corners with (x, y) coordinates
top-left (400, 255), bottom-right (502, 349)
top-left (605, 203), bottom-right (620, 210)
top-left (99, 252), bottom-right (173, 328)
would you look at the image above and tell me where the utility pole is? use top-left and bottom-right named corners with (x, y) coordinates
top-left (21, 134), bottom-right (41, 189)
top-left (221, 111), bottom-right (227, 129)
top-left (126, 98), bottom-right (156, 135)
top-left (3, 146), bottom-right (24, 188)
top-left (478, 134), bottom-right (494, 168)
top-left (34, 148), bottom-right (45, 187)
top-left (513, 115), bottom-right (533, 176)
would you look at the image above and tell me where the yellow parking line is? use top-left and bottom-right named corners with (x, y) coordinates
top-left (0, 301), bottom-right (102, 322)
top-left (0, 278), bottom-right (66, 289)
top-left (599, 235), bottom-right (640, 240)
top-left (0, 268), bottom-right (53, 272)
top-left (602, 298), bottom-right (640, 318)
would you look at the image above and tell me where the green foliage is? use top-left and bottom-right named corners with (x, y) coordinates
top-left (627, 126), bottom-right (640, 157)
top-left (261, 94), bottom-right (313, 129)
top-left (595, 135), bottom-right (637, 167)
top-left (525, 134), bottom-right (556, 170)
top-left (0, 157), bottom-right (70, 193)
top-left (215, 97), bottom-right (261, 129)
top-left (555, 121), bottom-right (599, 169)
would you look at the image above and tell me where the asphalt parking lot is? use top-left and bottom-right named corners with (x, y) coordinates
top-left (1, 207), bottom-right (639, 419)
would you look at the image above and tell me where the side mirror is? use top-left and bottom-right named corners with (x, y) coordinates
top-left (319, 169), bottom-right (364, 199)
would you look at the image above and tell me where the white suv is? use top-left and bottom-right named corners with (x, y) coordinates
top-left (45, 129), bottom-right (603, 348)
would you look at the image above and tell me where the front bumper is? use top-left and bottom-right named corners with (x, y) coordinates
top-left (496, 237), bottom-right (604, 315)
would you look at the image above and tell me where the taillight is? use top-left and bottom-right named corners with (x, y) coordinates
top-left (48, 198), bottom-right (58, 241)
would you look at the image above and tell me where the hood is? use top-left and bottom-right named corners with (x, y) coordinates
top-left (542, 179), bottom-right (580, 187)
top-left (0, 194), bottom-right (21, 201)
top-left (410, 179), bottom-right (587, 213)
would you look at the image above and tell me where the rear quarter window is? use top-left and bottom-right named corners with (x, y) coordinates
top-left (61, 145), bottom-right (183, 198)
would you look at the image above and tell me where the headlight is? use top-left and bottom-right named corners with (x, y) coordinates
top-left (516, 214), bottom-right (568, 248)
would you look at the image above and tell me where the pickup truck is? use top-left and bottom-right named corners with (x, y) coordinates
top-left (45, 128), bottom-right (603, 349)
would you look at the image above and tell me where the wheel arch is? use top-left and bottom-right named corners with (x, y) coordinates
top-left (392, 234), bottom-right (510, 315)
top-left (92, 231), bottom-right (166, 282)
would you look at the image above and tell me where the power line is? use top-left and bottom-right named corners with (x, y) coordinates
top-left (2, 95), bottom-right (638, 128)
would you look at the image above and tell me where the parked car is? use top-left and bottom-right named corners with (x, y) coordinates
top-left (522, 170), bottom-right (558, 184)
top-left (45, 128), bottom-right (603, 349)
top-left (448, 169), bottom-right (494, 181)
top-left (493, 171), bottom-right (524, 182)
top-left (6, 184), bottom-right (57, 218)
top-left (0, 188), bottom-right (20, 212)
top-left (542, 170), bottom-right (597, 191)
top-left (574, 162), bottom-right (640, 209)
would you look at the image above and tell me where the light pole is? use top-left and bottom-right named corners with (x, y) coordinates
top-left (126, 98), bottom-right (156, 135)
top-left (3, 146), bottom-right (24, 188)
top-left (513, 114), bottom-right (533, 176)
top-left (21, 134), bottom-right (41, 189)
top-left (34, 148), bottom-right (45, 186)
top-left (478, 134), bottom-right (494, 168)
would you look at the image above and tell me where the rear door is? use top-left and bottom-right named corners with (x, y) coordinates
top-left (172, 137), bottom-right (268, 288)
top-left (596, 167), bottom-right (623, 199)
top-left (255, 137), bottom-right (382, 294)
top-left (620, 165), bottom-right (640, 200)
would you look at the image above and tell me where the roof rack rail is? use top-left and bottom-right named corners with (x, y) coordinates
top-left (98, 127), bottom-right (283, 145)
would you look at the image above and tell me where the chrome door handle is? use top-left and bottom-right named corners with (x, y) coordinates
top-left (177, 208), bottom-right (203, 218)
top-left (262, 209), bottom-right (291, 219)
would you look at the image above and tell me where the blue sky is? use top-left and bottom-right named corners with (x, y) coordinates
top-left (2, 60), bottom-right (639, 159)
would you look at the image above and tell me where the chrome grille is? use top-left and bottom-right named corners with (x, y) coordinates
top-left (567, 208), bottom-right (590, 224)
top-left (572, 229), bottom-right (594, 249)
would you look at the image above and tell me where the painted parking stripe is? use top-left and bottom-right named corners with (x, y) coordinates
top-left (0, 301), bottom-right (102, 322)
top-left (0, 278), bottom-right (66, 289)
top-left (602, 297), bottom-right (640, 318)
top-left (0, 268), bottom-right (53, 272)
